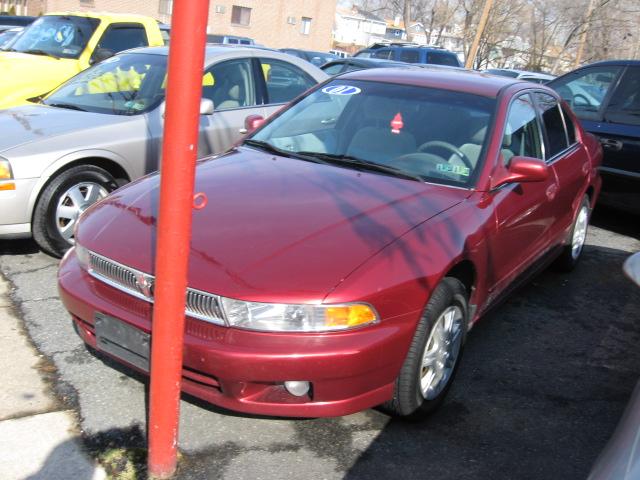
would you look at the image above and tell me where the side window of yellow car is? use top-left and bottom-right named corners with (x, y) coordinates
top-left (94, 23), bottom-right (149, 57)
top-left (200, 58), bottom-right (255, 110)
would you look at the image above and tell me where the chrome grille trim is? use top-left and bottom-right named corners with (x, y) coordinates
top-left (87, 251), bottom-right (226, 326)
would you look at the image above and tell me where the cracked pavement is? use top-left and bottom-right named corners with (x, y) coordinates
top-left (1, 206), bottom-right (639, 479)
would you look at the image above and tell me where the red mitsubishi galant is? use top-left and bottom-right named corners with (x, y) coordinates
top-left (58, 67), bottom-right (602, 418)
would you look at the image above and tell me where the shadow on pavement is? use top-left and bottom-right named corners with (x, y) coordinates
top-left (343, 243), bottom-right (640, 480)
top-left (0, 238), bottom-right (41, 256)
top-left (591, 205), bottom-right (640, 240)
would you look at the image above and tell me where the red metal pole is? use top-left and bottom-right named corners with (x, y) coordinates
top-left (147, 1), bottom-right (209, 478)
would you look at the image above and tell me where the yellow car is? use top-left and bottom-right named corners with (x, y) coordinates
top-left (0, 12), bottom-right (166, 109)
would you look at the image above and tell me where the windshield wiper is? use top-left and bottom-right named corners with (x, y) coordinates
top-left (45, 102), bottom-right (87, 112)
top-left (24, 49), bottom-right (60, 59)
top-left (296, 152), bottom-right (424, 182)
top-left (242, 139), bottom-right (297, 158)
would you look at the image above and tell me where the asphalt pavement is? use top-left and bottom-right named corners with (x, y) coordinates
top-left (0, 205), bottom-right (638, 480)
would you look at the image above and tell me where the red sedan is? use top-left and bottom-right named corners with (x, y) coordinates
top-left (58, 67), bottom-right (602, 418)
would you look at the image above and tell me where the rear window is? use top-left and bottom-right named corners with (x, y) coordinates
top-left (427, 51), bottom-right (460, 67)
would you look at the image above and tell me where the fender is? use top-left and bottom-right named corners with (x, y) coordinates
top-left (26, 148), bottom-right (135, 218)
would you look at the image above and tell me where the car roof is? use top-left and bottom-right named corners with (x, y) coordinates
top-left (115, 45), bottom-right (327, 78)
top-left (575, 59), bottom-right (640, 67)
top-left (338, 66), bottom-right (527, 97)
top-left (329, 58), bottom-right (403, 66)
top-left (46, 11), bottom-right (157, 22)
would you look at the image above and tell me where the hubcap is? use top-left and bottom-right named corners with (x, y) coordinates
top-left (571, 205), bottom-right (589, 260)
top-left (420, 305), bottom-right (463, 400)
top-left (55, 182), bottom-right (108, 243)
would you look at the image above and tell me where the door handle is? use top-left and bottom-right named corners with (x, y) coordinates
top-left (600, 138), bottom-right (623, 151)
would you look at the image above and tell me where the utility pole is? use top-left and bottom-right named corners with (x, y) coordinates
top-left (464, 0), bottom-right (494, 69)
top-left (574, 0), bottom-right (596, 68)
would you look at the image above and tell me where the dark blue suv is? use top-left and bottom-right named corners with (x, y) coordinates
top-left (548, 60), bottom-right (640, 214)
top-left (354, 42), bottom-right (461, 68)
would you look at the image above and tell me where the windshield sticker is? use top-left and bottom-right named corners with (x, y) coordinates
top-left (437, 163), bottom-right (471, 176)
top-left (390, 112), bottom-right (404, 134)
top-left (321, 85), bottom-right (361, 96)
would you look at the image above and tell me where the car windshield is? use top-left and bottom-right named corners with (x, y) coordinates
top-left (42, 53), bottom-right (168, 115)
top-left (249, 80), bottom-right (496, 187)
top-left (9, 15), bottom-right (99, 59)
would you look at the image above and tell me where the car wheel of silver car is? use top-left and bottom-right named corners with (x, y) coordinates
top-left (555, 195), bottom-right (591, 272)
top-left (384, 277), bottom-right (468, 419)
top-left (32, 165), bottom-right (118, 258)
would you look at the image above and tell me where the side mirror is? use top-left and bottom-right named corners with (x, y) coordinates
top-left (623, 252), bottom-right (640, 287)
top-left (199, 98), bottom-right (214, 115)
top-left (243, 114), bottom-right (265, 134)
top-left (491, 156), bottom-right (549, 190)
top-left (89, 48), bottom-right (115, 65)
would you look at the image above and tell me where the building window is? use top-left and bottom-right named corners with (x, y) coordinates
top-left (159, 0), bottom-right (173, 15)
top-left (231, 6), bottom-right (251, 26)
top-left (214, 5), bottom-right (226, 14)
top-left (301, 17), bottom-right (311, 35)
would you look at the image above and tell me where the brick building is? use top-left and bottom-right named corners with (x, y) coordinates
top-left (15, 0), bottom-right (336, 50)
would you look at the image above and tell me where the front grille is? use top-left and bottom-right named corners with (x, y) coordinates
top-left (88, 251), bottom-right (226, 326)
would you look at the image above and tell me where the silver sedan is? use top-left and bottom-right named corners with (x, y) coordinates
top-left (0, 45), bottom-right (327, 256)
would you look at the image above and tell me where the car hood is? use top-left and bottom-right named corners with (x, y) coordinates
top-left (0, 105), bottom-right (128, 154)
top-left (0, 52), bottom-right (78, 108)
top-left (79, 147), bottom-right (470, 303)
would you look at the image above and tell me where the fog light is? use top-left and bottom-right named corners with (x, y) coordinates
top-left (284, 381), bottom-right (310, 397)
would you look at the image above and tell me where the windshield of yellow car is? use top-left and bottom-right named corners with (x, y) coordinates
top-left (9, 15), bottom-right (99, 59)
top-left (42, 53), bottom-right (168, 115)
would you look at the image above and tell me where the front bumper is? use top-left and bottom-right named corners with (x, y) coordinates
top-left (58, 251), bottom-right (418, 417)
top-left (0, 177), bottom-right (38, 238)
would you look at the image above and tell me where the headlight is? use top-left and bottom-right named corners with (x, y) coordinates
top-left (0, 158), bottom-right (15, 191)
top-left (220, 297), bottom-right (378, 332)
top-left (75, 243), bottom-right (91, 270)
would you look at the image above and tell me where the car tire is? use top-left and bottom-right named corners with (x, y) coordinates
top-left (32, 165), bottom-right (117, 258)
top-left (384, 277), bottom-right (468, 419)
top-left (554, 195), bottom-right (591, 272)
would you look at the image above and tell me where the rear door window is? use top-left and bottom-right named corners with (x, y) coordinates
top-left (535, 93), bottom-right (569, 159)
top-left (603, 66), bottom-right (640, 126)
top-left (399, 49), bottom-right (420, 63)
top-left (258, 58), bottom-right (316, 104)
top-left (372, 49), bottom-right (392, 60)
top-left (96, 23), bottom-right (149, 54)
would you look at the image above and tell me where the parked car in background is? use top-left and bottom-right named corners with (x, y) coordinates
top-left (0, 26), bottom-right (21, 49)
top-left (0, 46), bottom-right (327, 256)
top-left (588, 251), bottom-right (640, 480)
top-left (329, 49), bottom-right (349, 59)
top-left (0, 14), bottom-right (35, 30)
top-left (58, 67), bottom-right (601, 420)
top-left (485, 68), bottom-right (555, 84)
top-left (0, 12), bottom-right (166, 109)
top-left (354, 42), bottom-right (462, 67)
top-left (206, 34), bottom-right (254, 45)
top-left (321, 57), bottom-right (405, 75)
top-left (548, 60), bottom-right (640, 214)
top-left (280, 48), bottom-right (338, 67)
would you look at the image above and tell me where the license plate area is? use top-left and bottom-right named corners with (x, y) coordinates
top-left (95, 312), bottom-right (150, 372)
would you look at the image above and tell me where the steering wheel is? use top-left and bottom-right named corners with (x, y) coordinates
top-left (572, 93), bottom-right (592, 108)
top-left (417, 140), bottom-right (473, 169)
